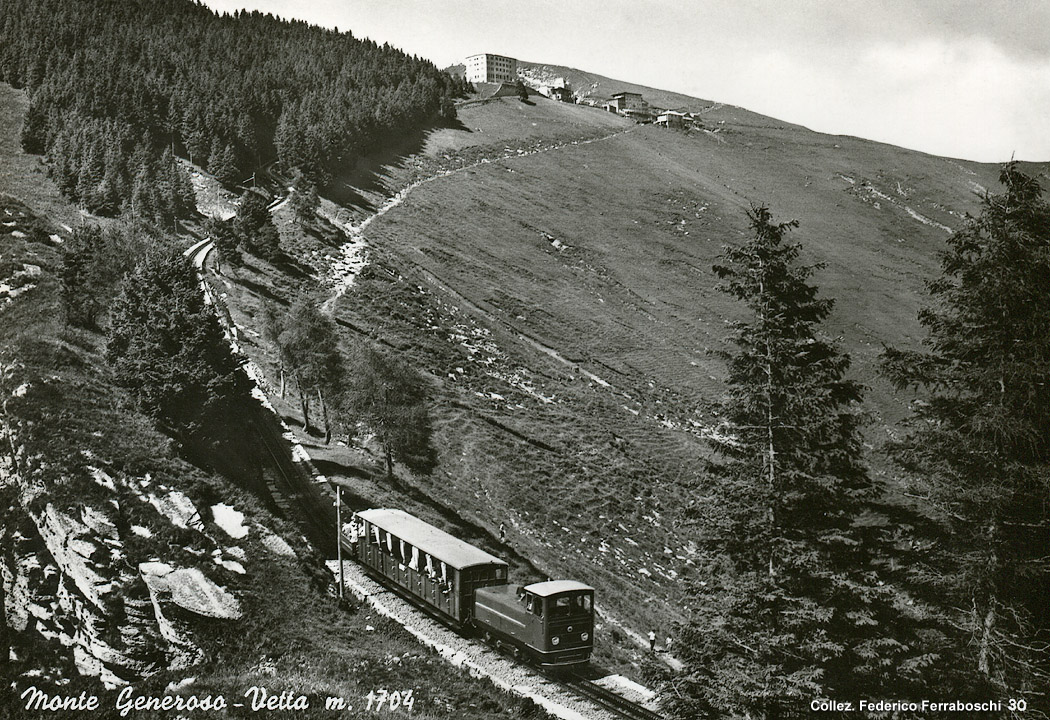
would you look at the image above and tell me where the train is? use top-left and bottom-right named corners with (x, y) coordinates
top-left (347, 508), bottom-right (594, 668)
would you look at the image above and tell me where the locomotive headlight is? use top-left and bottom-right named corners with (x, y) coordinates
top-left (581, 632), bottom-right (590, 642)
top-left (551, 636), bottom-right (560, 646)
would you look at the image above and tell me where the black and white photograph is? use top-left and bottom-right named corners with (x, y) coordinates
top-left (0, 1), bottom-right (1047, 718)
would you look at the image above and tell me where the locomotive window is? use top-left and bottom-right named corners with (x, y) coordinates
top-left (551, 594), bottom-right (589, 617)
top-left (552, 597), bottom-right (571, 617)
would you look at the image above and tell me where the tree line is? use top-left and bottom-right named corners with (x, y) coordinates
top-left (260, 294), bottom-right (435, 480)
top-left (1, 0), bottom-right (468, 221)
top-left (60, 212), bottom-right (433, 489)
top-left (658, 163), bottom-right (1049, 718)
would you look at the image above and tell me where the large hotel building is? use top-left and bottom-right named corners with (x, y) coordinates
top-left (465, 53), bottom-right (518, 84)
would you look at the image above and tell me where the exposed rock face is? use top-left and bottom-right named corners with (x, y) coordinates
top-left (0, 413), bottom-right (248, 687)
top-left (140, 562), bottom-right (242, 620)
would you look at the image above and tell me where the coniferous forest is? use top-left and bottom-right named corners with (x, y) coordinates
top-left (0, 0), bottom-right (467, 223)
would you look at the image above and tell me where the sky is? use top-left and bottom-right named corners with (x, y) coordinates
top-left (201, 0), bottom-right (1050, 163)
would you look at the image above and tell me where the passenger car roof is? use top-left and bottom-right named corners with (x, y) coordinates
top-left (358, 509), bottom-right (507, 571)
top-left (525, 580), bottom-right (594, 597)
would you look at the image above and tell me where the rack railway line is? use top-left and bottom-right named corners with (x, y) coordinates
top-left (189, 236), bottom-right (668, 720)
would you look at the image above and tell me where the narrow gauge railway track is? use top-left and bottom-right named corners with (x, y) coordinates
top-left (557, 673), bottom-right (664, 720)
top-left (257, 421), bottom-right (667, 720)
top-left (345, 537), bottom-right (666, 720)
top-left (251, 406), bottom-right (339, 553)
top-left (193, 244), bottom-right (665, 720)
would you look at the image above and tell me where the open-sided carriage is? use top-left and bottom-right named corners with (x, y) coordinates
top-left (351, 508), bottom-right (594, 668)
top-left (355, 508), bottom-right (508, 624)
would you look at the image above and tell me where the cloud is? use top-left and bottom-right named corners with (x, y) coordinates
top-left (906, 0), bottom-right (1050, 61)
top-left (696, 34), bottom-right (1050, 161)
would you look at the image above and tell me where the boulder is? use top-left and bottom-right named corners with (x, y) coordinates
top-left (139, 562), bottom-right (241, 620)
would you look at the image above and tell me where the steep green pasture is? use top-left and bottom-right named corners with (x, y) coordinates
top-left (328, 94), bottom-right (1046, 671)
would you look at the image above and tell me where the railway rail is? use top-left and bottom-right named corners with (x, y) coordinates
top-left (191, 238), bottom-right (667, 720)
top-left (559, 674), bottom-right (663, 720)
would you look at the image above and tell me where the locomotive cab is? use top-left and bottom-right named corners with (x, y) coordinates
top-left (475, 579), bottom-right (594, 667)
top-left (528, 580), bottom-right (594, 667)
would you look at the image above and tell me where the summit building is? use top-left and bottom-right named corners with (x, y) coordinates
top-left (465, 53), bottom-right (518, 84)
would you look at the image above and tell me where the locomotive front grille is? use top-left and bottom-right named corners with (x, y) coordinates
top-left (548, 619), bottom-right (593, 648)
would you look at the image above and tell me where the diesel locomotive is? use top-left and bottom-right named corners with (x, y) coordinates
top-left (349, 508), bottom-right (594, 667)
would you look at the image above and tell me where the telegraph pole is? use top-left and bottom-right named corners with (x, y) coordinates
top-left (335, 484), bottom-right (344, 600)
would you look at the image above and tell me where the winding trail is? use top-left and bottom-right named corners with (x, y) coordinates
top-left (317, 126), bottom-right (636, 391)
top-left (187, 118), bottom-right (688, 680)
top-left (320, 126), bottom-right (635, 312)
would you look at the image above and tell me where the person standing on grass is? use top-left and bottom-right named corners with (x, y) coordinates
top-left (499, 522), bottom-right (506, 542)
top-left (665, 636), bottom-right (673, 653)
top-left (648, 630), bottom-right (656, 652)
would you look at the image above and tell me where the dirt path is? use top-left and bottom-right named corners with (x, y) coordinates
top-left (319, 126), bottom-right (636, 312)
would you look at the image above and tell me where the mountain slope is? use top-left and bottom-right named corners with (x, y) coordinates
top-left (302, 89), bottom-right (1047, 664)
top-left (0, 85), bottom-right (534, 719)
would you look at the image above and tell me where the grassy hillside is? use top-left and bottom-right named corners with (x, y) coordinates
top-left (313, 93), bottom-right (1047, 669)
top-left (0, 84), bottom-right (535, 719)
top-left (0, 85), bottom-right (80, 227)
top-left (204, 86), bottom-right (1050, 676)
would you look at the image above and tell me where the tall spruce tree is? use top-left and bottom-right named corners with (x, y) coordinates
top-left (662, 206), bottom-right (909, 719)
top-left (60, 222), bottom-right (152, 329)
top-left (205, 216), bottom-right (242, 269)
top-left (881, 163), bottom-right (1050, 701)
top-left (291, 183), bottom-right (320, 226)
top-left (235, 188), bottom-right (270, 238)
top-left (107, 245), bottom-right (251, 447)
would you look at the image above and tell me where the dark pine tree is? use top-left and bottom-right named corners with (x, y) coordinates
top-left (251, 221), bottom-right (281, 263)
top-left (60, 222), bottom-right (153, 329)
top-left (290, 183), bottom-right (320, 226)
top-left (235, 188), bottom-right (270, 239)
top-left (208, 140), bottom-right (240, 187)
top-left (19, 96), bottom-right (48, 154)
top-left (205, 215), bottom-right (241, 269)
top-left (881, 163), bottom-right (1050, 702)
top-left (106, 245), bottom-right (251, 449)
top-left (662, 206), bottom-right (919, 719)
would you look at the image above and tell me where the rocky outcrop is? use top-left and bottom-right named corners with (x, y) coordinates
top-left (0, 407), bottom-right (252, 688)
top-left (1, 470), bottom-right (163, 686)
top-left (140, 562), bottom-right (241, 620)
